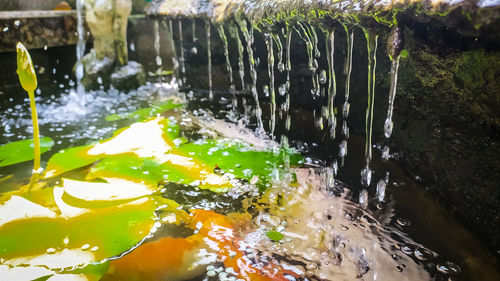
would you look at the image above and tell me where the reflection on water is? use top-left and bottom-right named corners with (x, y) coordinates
top-left (0, 85), bottom-right (499, 281)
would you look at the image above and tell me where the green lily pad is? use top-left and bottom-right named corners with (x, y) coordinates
top-left (44, 144), bottom-right (101, 178)
top-left (266, 230), bottom-right (284, 242)
top-left (0, 137), bottom-right (54, 167)
top-left (177, 139), bottom-right (302, 184)
top-left (105, 99), bottom-right (184, 122)
top-left (0, 196), bottom-right (159, 262)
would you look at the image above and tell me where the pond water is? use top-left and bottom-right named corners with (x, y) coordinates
top-left (0, 52), bottom-right (499, 281)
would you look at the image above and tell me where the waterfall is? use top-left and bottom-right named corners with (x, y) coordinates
top-left (284, 24), bottom-right (292, 137)
top-left (167, 19), bottom-right (179, 83)
top-left (325, 27), bottom-right (337, 140)
top-left (228, 25), bottom-right (245, 93)
top-left (178, 20), bottom-right (186, 86)
top-left (236, 17), bottom-right (265, 136)
top-left (153, 20), bottom-right (162, 72)
top-left (265, 33), bottom-right (276, 140)
top-left (205, 20), bottom-right (213, 100)
top-left (74, 0), bottom-right (86, 113)
top-left (216, 24), bottom-right (237, 116)
top-left (340, 26), bottom-right (354, 166)
top-left (361, 30), bottom-right (378, 188)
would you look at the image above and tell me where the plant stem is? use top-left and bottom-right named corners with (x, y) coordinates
top-left (28, 89), bottom-right (40, 187)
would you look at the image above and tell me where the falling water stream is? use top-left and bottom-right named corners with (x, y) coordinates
top-left (205, 20), bottom-right (213, 100)
top-left (72, 0), bottom-right (86, 114)
top-left (236, 17), bottom-right (265, 135)
top-left (216, 24), bottom-right (236, 115)
top-left (360, 30), bottom-right (378, 190)
top-left (178, 20), bottom-right (186, 86)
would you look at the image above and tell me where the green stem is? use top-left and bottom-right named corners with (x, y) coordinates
top-left (28, 89), bottom-right (40, 187)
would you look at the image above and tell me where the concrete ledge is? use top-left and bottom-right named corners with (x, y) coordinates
top-left (0, 10), bottom-right (85, 53)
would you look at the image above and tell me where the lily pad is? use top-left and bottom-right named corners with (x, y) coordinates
top-left (105, 99), bottom-right (183, 122)
top-left (44, 144), bottom-right (101, 179)
top-left (0, 137), bottom-right (54, 167)
top-left (266, 230), bottom-right (284, 242)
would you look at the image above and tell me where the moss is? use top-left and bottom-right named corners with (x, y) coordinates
top-left (408, 47), bottom-right (500, 128)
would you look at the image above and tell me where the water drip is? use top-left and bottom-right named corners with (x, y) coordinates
top-left (325, 28), bottom-right (337, 140)
top-left (191, 20), bottom-right (198, 55)
top-left (178, 20), bottom-right (186, 86)
top-left (153, 20), bottom-right (162, 69)
top-left (295, 22), bottom-right (320, 100)
top-left (361, 30), bottom-right (378, 187)
top-left (339, 26), bottom-right (354, 165)
top-left (236, 17), bottom-right (265, 135)
top-left (228, 25), bottom-right (245, 92)
top-left (284, 25), bottom-right (292, 134)
top-left (167, 19), bottom-right (179, 81)
top-left (217, 24), bottom-right (237, 115)
top-left (205, 20), bottom-right (213, 100)
top-left (265, 33), bottom-right (276, 140)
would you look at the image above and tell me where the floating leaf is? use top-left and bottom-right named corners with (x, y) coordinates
top-left (0, 137), bottom-right (54, 167)
top-left (266, 230), bottom-right (284, 242)
top-left (177, 139), bottom-right (302, 184)
top-left (105, 99), bottom-right (183, 122)
top-left (0, 197), bottom-right (158, 262)
top-left (44, 144), bottom-right (101, 178)
top-left (88, 118), bottom-right (173, 158)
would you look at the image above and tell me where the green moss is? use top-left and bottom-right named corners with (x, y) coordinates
top-left (408, 47), bottom-right (500, 127)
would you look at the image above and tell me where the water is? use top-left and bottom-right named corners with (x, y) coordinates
top-left (236, 17), bottom-right (265, 135)
top-left (205, 20), bottom-right (213, 100)
top-left (178, 20), bottom-right (186, 86)
top-left (216, 24), bottom-right (236, 116)
top-left (265, 33), bottom-right (276, 139)
top-left (70, 0), bottom-right (86, 114)
top-left (1, 12), bottom-right (499, 281)
top-left (360, 30), bottom-right (378, 188)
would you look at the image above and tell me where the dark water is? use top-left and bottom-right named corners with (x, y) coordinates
top-left (0, 46), bottom-right (499, 280)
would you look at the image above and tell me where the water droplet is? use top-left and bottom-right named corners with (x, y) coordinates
top-left (384, 118), bottom-right (393, 138)
top-left (342, 102), bottom-right (350, 118)
top-left (278, 62), bottom-right (285, 72)
top-left (3, 27), bottom-right (9, 32)
top-left (359, 189), bottom-right (368, 207)
top-left (396, 218), bottom-right (411, 227)
top-left (376, 179), bottom-right (386, 202)
top-left (263, 85), bottom-right (269, 97)
top-left (155, 56), bottom-right (162, 66)
top-left (81, 244), bottom-right (90, 250)
top-left (382, 146), bottom-right (390, 161)
top-left (339, 140), bottom-right (347, 158)
top-left (436, 261), bottom-right (461, 275)
top-left (319, 70), bottom-right (327, 84)
top-left (342, 121), bottom-right (349, 138)
top-left (14, 20), bottom-right (21, 27)
top-left (90, 246), bottom-right (99, 252)
top-left (278, 84), bottom-right (286, 96)
top-left (46, 248), bottom-right (56, 254)
top-left (396, 265), bottom-right (404, 272)
top-left (414, 247), bottom-right (434, 260)
top-left (401, 244), bottom-right (414, 255)
top-left (361, 167), bottom-right (372, 187)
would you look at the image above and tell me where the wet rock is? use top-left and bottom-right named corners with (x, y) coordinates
top-left (80, 49), bottom-right (114, 90)
top-left (84, 0), bottom-right (132, 66)
top-left (110, 61), bottom-right (146, 91)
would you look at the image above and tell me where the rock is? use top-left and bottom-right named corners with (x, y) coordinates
top-left (84, 0), bottom-right (132, 65)
top-left (111, 61), bottom-right (146, 90)
top-left (80, 49), bottom-right (114, 90)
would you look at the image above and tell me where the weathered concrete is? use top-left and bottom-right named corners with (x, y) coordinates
top-left (0, 11), bottom-right (82, 53)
